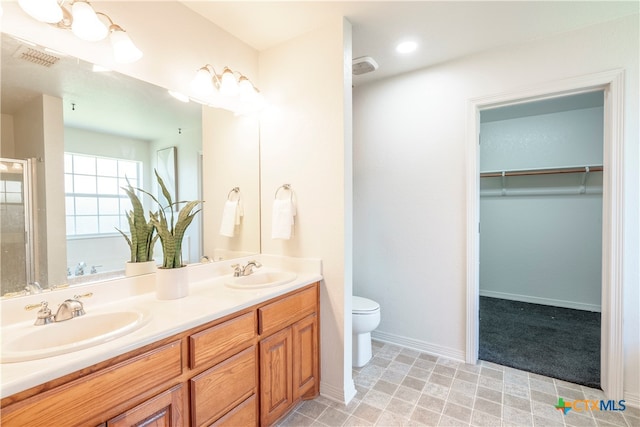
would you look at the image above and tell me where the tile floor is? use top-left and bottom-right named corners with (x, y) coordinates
top-left (277, 340), bottom-right (639, 427)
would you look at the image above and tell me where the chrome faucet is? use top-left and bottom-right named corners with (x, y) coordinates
top-left (25, 293), bottom-right (93, 325)
top-left (24, 281), bottom-right (42, 294)
top-left (75, 262), bottom-right (87, 276)
top-left (242, 260), bottom-right (262, 276)
top-left (24, 301), bottom-right (54, 325)
top-left (231, 260), bottom-right (262, 277)
top-left (54, 293), bottom-right (92, 322)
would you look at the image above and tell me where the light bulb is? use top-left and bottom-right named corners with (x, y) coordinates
top-left (109, 25), bottom-right (143, 63)
top-left (18, 0), bottom-right (63, 23)
top-left (71, 1), bottom-right (108, 42)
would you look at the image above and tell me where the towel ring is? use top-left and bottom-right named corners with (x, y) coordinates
top-left (275, 184), bottom-right (293, 201)
top-left (227, 187), bottom-right (241, 201)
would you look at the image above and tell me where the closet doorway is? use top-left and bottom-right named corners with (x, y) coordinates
top-left (465, 69), bottom-right (625, 400)
top-left (477, 92), bottom-right (604, 388)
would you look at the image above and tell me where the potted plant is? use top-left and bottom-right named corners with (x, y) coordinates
top-left (116, 178), bottom-right (158, 277)
top-left (145, 169), bottom-right (202, 299)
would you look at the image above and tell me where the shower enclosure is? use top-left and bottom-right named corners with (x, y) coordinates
top-left (0, 158), bottom-right (36, 296)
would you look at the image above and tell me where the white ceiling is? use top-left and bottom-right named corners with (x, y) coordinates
top-left (182, 1), bottom-right (639, 86)
top-left (2, 1), bottom-right (637, 143)
top-left (1, 34), bottom-right (202, 142)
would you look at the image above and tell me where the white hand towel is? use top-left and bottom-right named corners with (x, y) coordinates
top-left (235, 199), bottom-right (244, 225)
top-left (271, 199), bottom-right (296, 240)
top-left (220, 200), bottom-right (238, 237)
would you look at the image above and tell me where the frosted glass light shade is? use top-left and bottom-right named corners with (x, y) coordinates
top-left (18, 0), bottom-right (63, 23)
top-left (109, 26), bottom-right (143, 63)
top-left (238, 76), bottom-right (256, 97)
top-left (191, 67), bottom-right (215, 96)
top-left (219, 68), bottom-right (239, 97)
top-left (71, 1), bottom-right (108, 42)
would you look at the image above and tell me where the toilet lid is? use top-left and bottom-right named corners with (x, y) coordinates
top-left (353, 296), bottom-right (380, 313)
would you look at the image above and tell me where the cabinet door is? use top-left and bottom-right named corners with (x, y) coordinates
top-left (107, 384), bottom-right (187, 427)
top-left (260, 327), bottom-right (293, 426)
top-left (292, 314), bottom-right (319, 401)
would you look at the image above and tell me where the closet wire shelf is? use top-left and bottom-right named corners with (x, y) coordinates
top-left (480, 165), bottom-right (603, 197)
top-left (480, 165), bottom-right (603, 178)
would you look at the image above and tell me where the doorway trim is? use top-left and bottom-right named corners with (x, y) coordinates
top-left (465, 69), bottom-right (625, 399)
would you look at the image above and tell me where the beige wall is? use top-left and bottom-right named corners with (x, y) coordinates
top-left (259, 17), bottom-right (355, 403)
top-left (202, 109), bottom-right (260, 260)
top-left (12, 95), bottom-right (66, 287)
top-left (353, 14), bottom-right (639, 404)
top-left (1, 114), bottom-right (15, 157)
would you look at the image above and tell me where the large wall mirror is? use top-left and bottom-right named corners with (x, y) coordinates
top-left (1, 33), bottom-right (261, 298)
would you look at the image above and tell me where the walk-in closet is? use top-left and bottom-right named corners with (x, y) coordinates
top-left (478, 91), bottom-right (604, 388)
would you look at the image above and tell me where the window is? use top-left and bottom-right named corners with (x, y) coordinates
top-left (65, 153), bottom-right (142, 237)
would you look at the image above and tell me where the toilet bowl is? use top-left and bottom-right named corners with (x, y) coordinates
top-left (352, 296), bottom-right (381, 367)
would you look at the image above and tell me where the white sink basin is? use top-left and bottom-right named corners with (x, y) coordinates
top-left (225, 271), bottom-right (297, 289)
top-left (1, 309), bottom-right (151, 363)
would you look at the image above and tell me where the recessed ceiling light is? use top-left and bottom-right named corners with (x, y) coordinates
top-left (396, 40), bottom-right (418, 54)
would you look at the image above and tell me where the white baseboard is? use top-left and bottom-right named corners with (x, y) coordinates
top-left (371, 330), bottom-right (466, 362)
top-left (320, 379), bottom-right (357, 405)
top-left (624, 390), bottom-right (640, 409)
top-left (479, 289), bottom-right (601, 312)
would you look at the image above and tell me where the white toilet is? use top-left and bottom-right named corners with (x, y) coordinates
top-left (352, 296), bottom-right (381, 367)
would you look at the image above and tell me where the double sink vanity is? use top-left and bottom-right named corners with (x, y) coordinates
top-left (0, 255), bottom-right (323, 426)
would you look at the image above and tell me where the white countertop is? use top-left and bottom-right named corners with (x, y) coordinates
top-left (0, 255), bottom-right (322, 398)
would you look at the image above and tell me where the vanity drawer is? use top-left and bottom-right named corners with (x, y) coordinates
top-left (190, 346), bottom-right (257, 426)
top-left (259, 285), bottom-right (318, 336)
top-left (189, 311), bottom-right (256, 369)
top-left (211, 395), bottom-right (258, 427)
top-left (1, 341), bottom-right (183, 427)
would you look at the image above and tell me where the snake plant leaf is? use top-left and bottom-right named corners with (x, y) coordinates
top-left (117, 178), bottom-right (157, 263)
top-left (149, 169), bottom-right (203, 269)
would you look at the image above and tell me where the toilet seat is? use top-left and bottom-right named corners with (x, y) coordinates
top-left (353, 296), bottom-right (380, 314)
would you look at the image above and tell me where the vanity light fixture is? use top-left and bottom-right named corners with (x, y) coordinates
top-left (18, 0), bottom-right (62, 23)
top-left (71, 0), bottom-right (108, 41)
top-left (17, 0), bottom-right (143, 64)
top-left (190, 64), bottom-right (266, 114)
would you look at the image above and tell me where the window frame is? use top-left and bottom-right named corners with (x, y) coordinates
top-left (64, 152), bottom-right (143, 239)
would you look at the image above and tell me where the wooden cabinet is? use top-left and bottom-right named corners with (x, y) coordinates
top-left (0, 282), bottom-right (319, 427)
top-left (0, 341), bottom-right (183, 426)
top-left (292, 313), bottom-right (319, 401)
top-left (191, 347), bottom-right (258, 426)
top-left (107, 384), bottom-right (187, 427)
top-left (260, 327), bottom-right (294, 425)
top-left (212, 395), bottom-right (258, 427)
top-left (259, 286), bottom-right (320, 426)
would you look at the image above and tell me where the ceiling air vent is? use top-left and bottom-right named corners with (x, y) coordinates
top-left (13, 45), bottom-right (61, 68)
top-left (352, 56), bottom-right (378, 75)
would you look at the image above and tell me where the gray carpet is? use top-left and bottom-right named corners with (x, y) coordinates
top-left (479, 296), bottom-right (601, 388)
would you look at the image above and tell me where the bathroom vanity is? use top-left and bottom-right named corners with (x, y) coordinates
top-left (0, 256), bottom-right (322, 426)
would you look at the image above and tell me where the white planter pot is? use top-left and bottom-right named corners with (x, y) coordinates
top-left (125, 261), bottom-right (157, 277)
top-left (155, 266), bottom-right (189, 300)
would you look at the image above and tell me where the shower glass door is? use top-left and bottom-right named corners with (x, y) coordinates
top-left (0, 158), bottom-right (35, 296)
